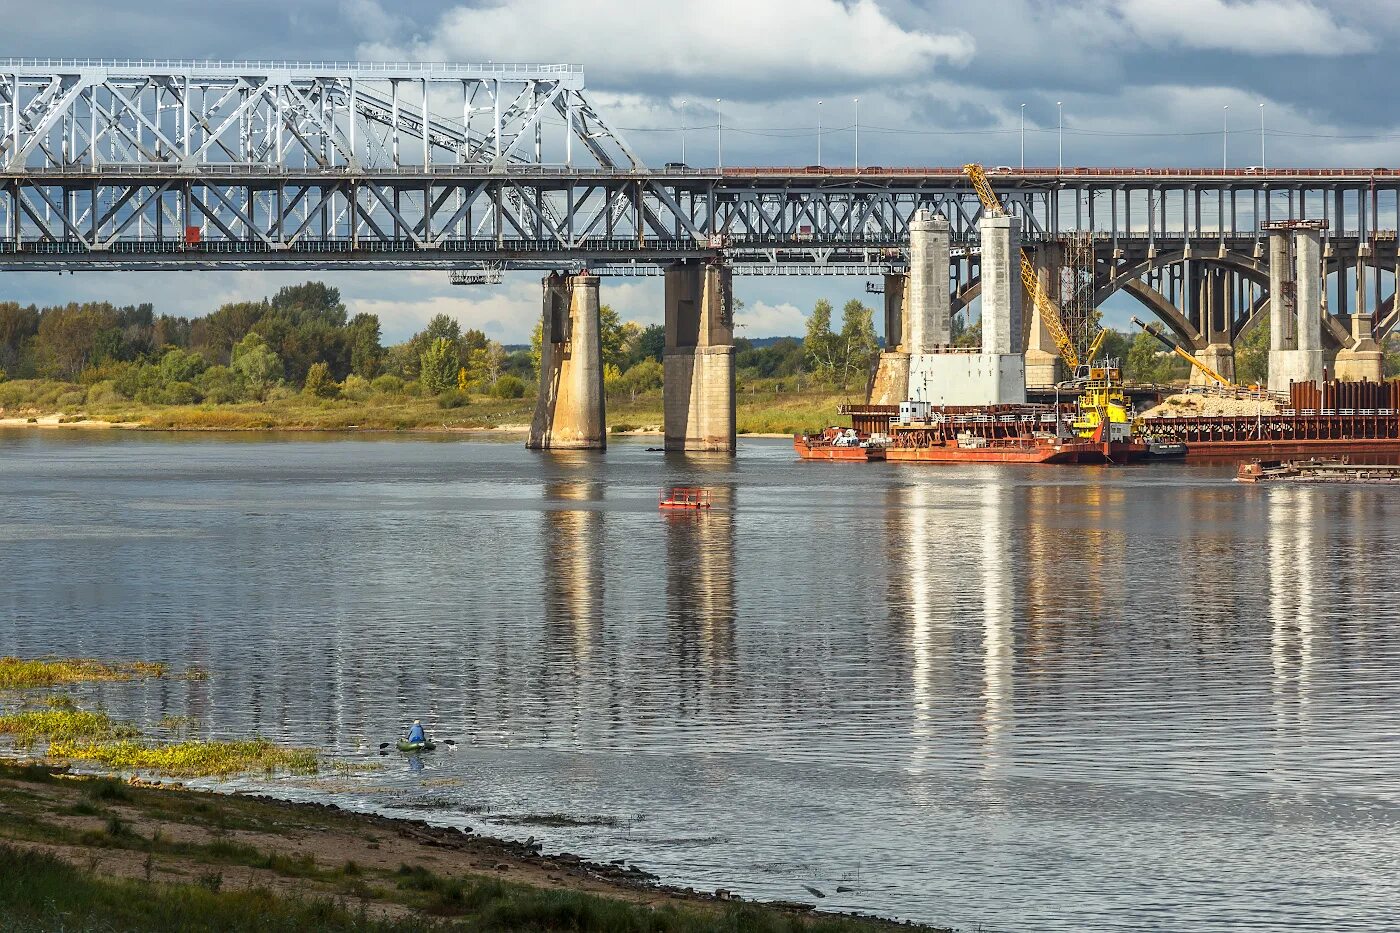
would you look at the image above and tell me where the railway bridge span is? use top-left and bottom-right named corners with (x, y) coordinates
top-left (2, 60), bottom-right (1396, 447)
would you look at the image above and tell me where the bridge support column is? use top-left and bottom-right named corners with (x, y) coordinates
top-left (1269, 228), bottom-right (1325, 390)
top-left (912, 214), bottom-right (1025, 406)
top-left (1024, 245), bottom-right (1061, 387)
top-left (1191, 268), bottom-right (1235, 386)
top-left (1335, 308), bottom-right (1384, 382)
top-left (528, 272), bottom-right (606, 450)
top-left (869, 272), bottom-right (910, 404)
top-left (663, 262), bottom-right (735, 452)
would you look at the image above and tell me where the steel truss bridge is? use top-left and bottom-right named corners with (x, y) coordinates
top-left (3, 60), bottom-right (1400, 350)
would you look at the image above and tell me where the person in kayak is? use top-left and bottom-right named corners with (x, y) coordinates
top-left (406, 720), bottom-right (425, 744)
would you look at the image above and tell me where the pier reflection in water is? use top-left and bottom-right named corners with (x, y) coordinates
top-left (2, 431), bottom-right (1399, 932)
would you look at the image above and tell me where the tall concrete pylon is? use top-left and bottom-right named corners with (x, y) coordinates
top-left (907, 209), bottom-right (951, 353)
top-left (663, 262), bottom-right (736, 452)
top-left (909, 213), bottom-right (1025, 406)
top-left (1268, 228), bottom-right (1324, 391)
top-left (528, 272), bottom-right (606, 449)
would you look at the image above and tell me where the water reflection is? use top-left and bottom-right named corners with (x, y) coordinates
top-left (543, 479), bottom-right (605, 662)
top-left (664, 485), bottom-right (736, 673)
top-left (979, 480), bottom-right (1013, 775)
top-left (4, 435), bottom-right (1400, 932)
top-left (1270, 487), bottom-right (1317, 733)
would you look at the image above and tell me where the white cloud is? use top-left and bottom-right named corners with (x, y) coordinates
top-left (1115, 0), bottom-right (1372, 55)
top-left (737, 300), bottom-right (810, 338)
top-left (361, 0), bottom-right (973, 92)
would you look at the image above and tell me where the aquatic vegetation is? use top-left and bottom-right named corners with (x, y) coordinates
top-left (0, 709), bottom-right (136, 748)
top-left (0, 657), bottom-right (167, 689)
top-left (47, 738), bottom-right (320, 777)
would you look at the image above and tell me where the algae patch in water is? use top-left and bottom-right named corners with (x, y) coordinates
top-left (47, 738), bottom-right (320, 778)
top-left (0, 709), bottom-right (137, 748)
top-left (0, 657), bottom-right (168, 689)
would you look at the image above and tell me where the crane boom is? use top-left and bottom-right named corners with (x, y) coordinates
top-left (961, 163), bottom-right (1086, 372)
top-left (1128, 316), bottom-right (1231, 386)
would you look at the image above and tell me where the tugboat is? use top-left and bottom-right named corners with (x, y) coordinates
top-left (1069, 358), bottom-right (1147, 462)
top-left (794, 426), bottom-right (888, 461)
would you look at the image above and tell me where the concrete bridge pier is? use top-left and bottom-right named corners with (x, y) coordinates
top-left (1334, 256), bottom-right (1384, 381)
top-left (528, 272), bottom-right (606, 450)
top-left (1192, 267), bottom-right (1236, 385)
top-left (1024, 244), bottom-right (1061, 386)
top-left (869, 272), bottom-right (910, 404)
top-left (911, 212), bottom-right (1025, 406)
top-left (1269, 228), bottom-right (1325, 390)
top-left (663, 262), bottom-right (736, 452)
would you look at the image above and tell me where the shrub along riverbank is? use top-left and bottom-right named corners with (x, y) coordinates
top-left (0, 378), bottom-right (856, 437)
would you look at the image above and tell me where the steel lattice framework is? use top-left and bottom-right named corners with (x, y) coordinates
top-left (5, 61), bottom-right (1400, 347)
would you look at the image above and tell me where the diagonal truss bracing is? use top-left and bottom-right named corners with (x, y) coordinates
top-left (0, 60), bottom-right (635, 172)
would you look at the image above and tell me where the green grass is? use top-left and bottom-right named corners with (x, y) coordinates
top-left (0, 708), bottom-right (137, 748)
top-left (47, 738), bottom-right (320, 777)
top-left (3, 376), bottom-right (855, 436)
top-left (0, 844), bottom-right (428, 933)
top-left (0, 657), bottom-right (167, 690)
top-left (0, 843), bottom-right (932, 933)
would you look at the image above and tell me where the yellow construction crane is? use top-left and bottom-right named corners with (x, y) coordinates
top-left (961, 162), bottom-right (1098, 373)
top-left (1129, 317), bottom-right (1233, 387)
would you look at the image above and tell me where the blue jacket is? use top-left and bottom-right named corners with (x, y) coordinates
top-left (407, 723), bottom-right (425, 743)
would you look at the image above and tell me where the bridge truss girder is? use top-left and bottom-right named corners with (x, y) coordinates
top-left (0, 60), bottom-right (640, 174)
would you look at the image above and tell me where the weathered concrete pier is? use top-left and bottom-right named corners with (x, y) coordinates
top-left (529, 273), bottom-right (606, 450)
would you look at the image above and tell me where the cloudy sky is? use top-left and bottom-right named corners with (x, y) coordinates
top-left (4, 0), bottom-right (1397, 342)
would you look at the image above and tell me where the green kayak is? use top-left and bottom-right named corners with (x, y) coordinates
top-left (397, 740), bottom-right (436, 753)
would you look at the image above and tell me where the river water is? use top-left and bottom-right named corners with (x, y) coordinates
top-left (1, 430), bottom-right (1397, 931)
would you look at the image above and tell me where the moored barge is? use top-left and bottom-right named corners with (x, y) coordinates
top-left (1138, 380), bottom-right (1400, 459)
top-left (1237, 457), bottom-right (1400, 484)
top-left (794, 427), bottom-right (887, 461)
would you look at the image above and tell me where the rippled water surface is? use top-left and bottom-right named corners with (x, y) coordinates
top-left (2, 430), bottom-right (1398, 931)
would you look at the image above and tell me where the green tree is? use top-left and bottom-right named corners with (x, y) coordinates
top-left (346, 313), bottom-right (383, 378)
top-left (230, 333), bottom-right (283, 401)
top-left (634, 323), bottom-right (665, 364)
top-left (954, 318), bottom-right (981, 349)
top-left (599, 305), bottom-right (628, 371)
top-left (157, 347), bottom-right (206, 386)
top-left (1125, 331), bottom-right (1166, 384)
top-left (419, 337), bottom-right (460, 395)
top-left (530, 321), bottom-right (545, 375)
top-left (804, 299), bottom-right (839, 381)
top-left (836, 299), bottom-right (879, 389)
top-left (201, 301), bottom-right (268, 362)
top-left (303, 361), bottom-right (337, 397)
top-left (1234, 316), bottom-right (1270, 386)
top-left (269, 282), bottom-right (346, 327)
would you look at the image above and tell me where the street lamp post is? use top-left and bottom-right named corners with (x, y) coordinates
top-left (1056, 101), bottom-right (1063, 173)
top-left (1259, 102), bottom-right (1265, 168)
top-left (1223, 105), bottom-right (1229, 170)
top-left (817, 100), bottom-right (822, 166)
top-left (854, 97), bottom-right (860, 170)
top-left (680, 100), bottom-right (686, 164)
top-left (1020, 103), bottom-right (1025, 170)
top-left (716, 98), bottom-right (722, 170)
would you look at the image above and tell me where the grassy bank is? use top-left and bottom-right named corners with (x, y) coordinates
top-left (0, 378), bottom-right (857, 436)
top-left (0, 763), bottom-right (946, 932)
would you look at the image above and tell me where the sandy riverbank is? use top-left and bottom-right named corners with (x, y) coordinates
top-left (0, 761), bottom-right (937, 932)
